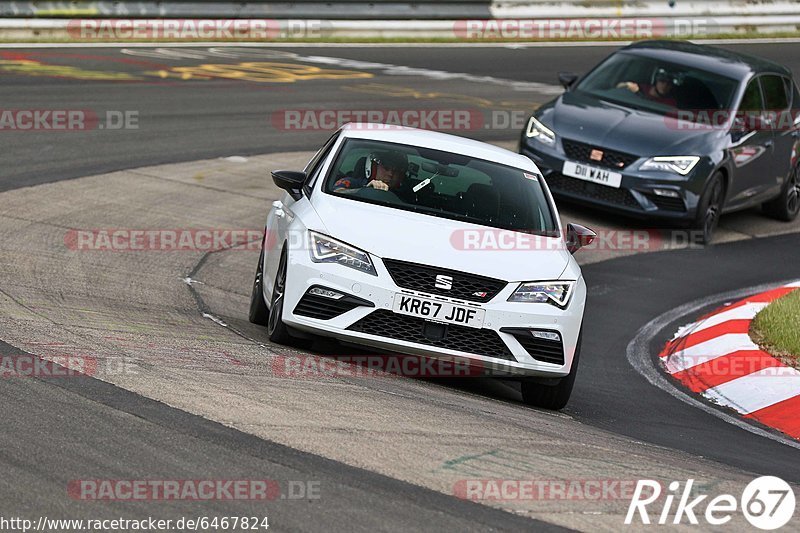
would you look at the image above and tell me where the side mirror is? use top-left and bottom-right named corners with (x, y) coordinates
top-left (558, 71), bottom-right (579, 90)
top-left (565, 223), bottom-right (596, 254)
top-left (272, 170), bottom-right (306, 200)
top-left (730, 116), bottom-right (749, 144)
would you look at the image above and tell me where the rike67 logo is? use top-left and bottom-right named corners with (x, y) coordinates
top-left (626, 477), bottom-right (796, 529)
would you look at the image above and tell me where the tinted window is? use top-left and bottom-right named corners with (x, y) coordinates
top-left (574, 52), bottom-right (739, 118)
top-left (303, 132), bottom-right (340, 196)
top-left (323, 139), bottom-right (557, 235)
top-left (760, 75), bottom-right (789, 111)
top-left (739, 79), bottom-right (764, 114)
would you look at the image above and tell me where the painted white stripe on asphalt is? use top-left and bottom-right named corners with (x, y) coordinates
top-left (665, 333), bottom-right (758, 374)
top-left (116, 46), bottom-right (563, 94)
top-left (785, 280), bottom-right (800, 287)
top-left (672, 303), bottom-right (768, 340)
top-left (703, 368), bottom-right (800, 415)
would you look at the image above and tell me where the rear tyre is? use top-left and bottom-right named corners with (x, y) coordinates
top-left (266, 248), bottom-right (293, 345)
top-left (248, 248), bottom-right (270, 326)
top-left (692, 172), bottom-right (725, 245)
top-left (520, 330), bottom-right (582, 410)
top-left (762, 163), bottom-right (800, 222)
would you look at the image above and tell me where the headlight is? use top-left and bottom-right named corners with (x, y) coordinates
top-left (640, 156), bottom-right (699, 176)
top-left (508, 281), bottom-right (575, 308)
top-left (525, 116), bottom-right (556, 146)
top-left (309, 231), bottom-right (377, 276)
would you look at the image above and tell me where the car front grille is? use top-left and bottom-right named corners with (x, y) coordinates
top-left (561, 138), bottom-right (638, 170)
top-left (347, 309), bottom-right (515, 361)
top-left (545, 172), bottom-right (640, 208)
top-left (382, 259), bottom-right (506, 303)
top-left (501, 328), bottom-right (565, 365)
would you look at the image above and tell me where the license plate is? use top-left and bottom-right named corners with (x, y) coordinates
top-left (562, 160), bottom-right (622, 188)
top-left (392, 294), bottom-right (485, 329)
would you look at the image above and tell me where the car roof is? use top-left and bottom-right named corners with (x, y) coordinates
top-left (621, 40), bottom-right (792, 80)
top-left (339, 123), bottom-right (538, 172)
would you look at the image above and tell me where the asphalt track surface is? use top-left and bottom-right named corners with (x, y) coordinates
top-left (1, 42), bottom-right (800, 530)
top-left (2, 42), bottom-right (799, 190)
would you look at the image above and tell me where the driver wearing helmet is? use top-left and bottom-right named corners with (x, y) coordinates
top-left (617, 67), bottom-right (679, 107)
top-left (333, 150), bottom-right (408, 192)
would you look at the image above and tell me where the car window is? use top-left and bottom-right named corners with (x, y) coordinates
top-left (573, 52), bottom-right (739, 118)
top-left (303, 132), bottom-right (340, 196)
top-left (792, 81), bottom-right (800, 111)
top-left (739, 79), bottom-right (764, 115)
top-left (322, 138), bottom-right (557, 236)
top-left (760, 75), bottom-right (789, 111)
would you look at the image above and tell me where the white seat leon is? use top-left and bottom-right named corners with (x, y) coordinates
top-left (250, 123), bottom-right (595, 409)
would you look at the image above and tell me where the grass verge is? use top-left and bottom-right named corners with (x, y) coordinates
top-left (751, 289), bottom-right (800, 369)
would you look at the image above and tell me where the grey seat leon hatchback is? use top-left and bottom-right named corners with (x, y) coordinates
top-left (520, 40), bottom-right (800, 244)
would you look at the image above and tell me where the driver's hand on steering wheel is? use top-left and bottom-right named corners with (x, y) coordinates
top-left (366, 180), bottom-right (389, 191)
top-left (616, 81), bottom-right (640, 93)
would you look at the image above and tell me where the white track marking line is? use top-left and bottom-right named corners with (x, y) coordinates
top-left (703, 368), bottom-right (800, 415)
top-left (123, 46), bottom-right (565, 94)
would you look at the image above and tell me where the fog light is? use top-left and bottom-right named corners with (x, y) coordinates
top-left (653, 188), bottom-right (680, 198)
top-left (309, 287), bottom-right (344, 300)
top-left (531, 330), bottom-right (561, 342)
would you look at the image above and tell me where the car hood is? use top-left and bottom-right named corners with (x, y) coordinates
top-left (538, 91), bottom-right (722, 156)
top-left (311, 196), bottom-right (571, 282)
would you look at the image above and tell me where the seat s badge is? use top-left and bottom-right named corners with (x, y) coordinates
top-left (434, 274), bottom-right (453, 290)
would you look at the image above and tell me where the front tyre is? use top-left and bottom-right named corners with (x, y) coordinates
top-left (248, 248), bottom-right (270, 326)
top-left (266, 248), bottom-right (293, 345)
top-left (520, 330), bottom-right (582, 410)
top-left (692, 171), bottom-right (725, 245)
top-left (762, 163), bottom-right (800, 222)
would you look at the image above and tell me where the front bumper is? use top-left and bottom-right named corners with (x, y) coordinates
top-left (281, 247), bottom-right (586, 378)
top-left (520, 137), bottom-right (708, 221)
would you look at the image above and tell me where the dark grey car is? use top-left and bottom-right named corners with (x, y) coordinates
top-left (519, 40), bottom-right (800, 243)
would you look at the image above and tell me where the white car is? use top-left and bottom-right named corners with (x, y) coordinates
top-left (249, 124), bottom-right (595, 409)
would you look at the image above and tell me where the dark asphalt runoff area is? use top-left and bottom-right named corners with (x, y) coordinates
top-left (2, 42), bottom-right (800, 190)
top-left (0, 340), bottom-right (564, 531)
top-left (2, 42), bottom-right (800, 528)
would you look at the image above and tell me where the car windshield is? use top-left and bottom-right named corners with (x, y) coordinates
top-left (323, 138), bottom-right (558, 236)
top-left (574, 52), bottom-right (740, 119)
